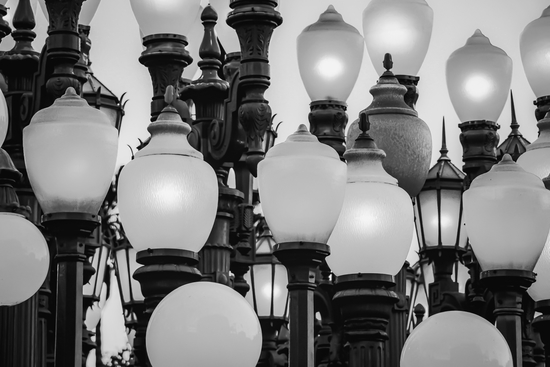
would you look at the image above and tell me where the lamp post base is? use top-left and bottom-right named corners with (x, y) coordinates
top-left (333, 274), bottom-right (398, 367)
top-left (480, 269), bottom-right (536, 367)
top-left (273, 241), bottom-right (330, 367)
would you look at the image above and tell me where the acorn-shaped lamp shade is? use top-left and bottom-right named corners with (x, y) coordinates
top-left (463, 155), bottom-right (550, 271)
top-left (362, 0), bottom-right (433, 76)
top-left (258, 124), bottom-right (346, 244)
top-left (23, 87), bottom-right (118, 215)
top-left (297, 5), bottom-right (364, 102)
top-left (446, 30), bottom-right (512, 123)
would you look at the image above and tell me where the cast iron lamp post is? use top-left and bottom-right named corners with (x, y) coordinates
top-left (463, 155), bottom-right (550, 367)
top-left (327, 113), bottom-right (414, 367)
top-left (258, 125), bottom-right (347, 367)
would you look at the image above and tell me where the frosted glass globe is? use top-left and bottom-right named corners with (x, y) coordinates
top-left (328, 142), bottom-right (413, 276)
top-left (258, 124), bottom-right (346, 244)
top-left (401, 311), bottom-right (513, 367)
top-left (463, 155), bottom-right (550, 271)
top-left (23, 88), bottom-right (118, 215)
top-left (446, 30), bottom-right (512, 123)
top-left (147, 282), bottom-right (262, 367)
top-left (363, 0), bottom-right (433, 76)
top-left (529, 237), bottom-right (550, 302)
top-left (0, 213), bottom-right (49, 306)
top-left (297, 5), bottom-right (364, 102)
top-left (0, 90), bottom-right (8, 146)
top-left (520, 6), bottom-right (550, 98)
top-left (129, 0), bottom-right (201, 36)
top-left (118, 106), bottom-right (218, 252)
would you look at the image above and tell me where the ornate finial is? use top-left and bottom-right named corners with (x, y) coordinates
top-left (510, 90), bottom-right (519, 133)
top-left (358, 111), bottom-right (370, 134)
top-left (440, 117), bottom-right (449, 159)
top-left (351, 112), bottom-right (378, 150)
top-left (383, 53), bottom-right (393, 72)
top-left (164, 85), bottom-right (177, 106)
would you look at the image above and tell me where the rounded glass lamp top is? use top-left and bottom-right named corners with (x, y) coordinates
top-left (362, 0), bottom-right (433, 77)
top-left (446, 30), bottom-right (512, 123)
top-left (328, 128), bottom-right (413, 276)
top-left (463, 155), bottom-right (550, 271)
top-left (23, 87), bottom-right (118, 215)
top-left (258, 124), bottom-right (346, 244)
top-left (117, 102), bottom-right (218, 253)
top-left (401, 311), bottom-right (513, 367)
top-left (297, 5), bottom-right (364, 102)
top-left (520, 6), bottom-right (550, 98)
top-left (129, 0), bottom-right (202, 36)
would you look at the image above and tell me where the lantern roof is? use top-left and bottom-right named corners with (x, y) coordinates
top-left (497, 90), bottom-right (531, 162)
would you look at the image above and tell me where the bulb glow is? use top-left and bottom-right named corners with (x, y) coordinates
top-left (464, 74), bottom-right (493, 101)
top-left (315, 57), bottom-right (344, 80)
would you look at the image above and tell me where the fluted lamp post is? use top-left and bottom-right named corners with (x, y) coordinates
top-left (117, 88), bottom-right (218, 366)
top-left (362, 0), bottom-right (433, 109)
top-left (463, 155), bottom-right (550, 367)
top-left (327, 113), bottom-right (414, 367)
top-left (414, 120), bottom-right (467, 315)
top-left (258, 125), bottom-right (347, 367)
top-left (22, 87), bottom-right (118, 367)
top-left (296, 5), bottom-right (364, 158)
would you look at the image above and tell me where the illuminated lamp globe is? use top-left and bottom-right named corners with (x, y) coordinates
top-left (529, 237), bottom-right (550, 302)
top-left (38, 0), bottom-right (100, 25)
top-left (0, 90), bottom-right (8, 146)
top-left (147, 282), bottom-right (262, 367)
top-left (210, 0), bottom-right (241, 53)
top-left (517, 111), bottom-right (550, 179)
top-left (446, 29), bottom-right (512, 123)
top-left (0, 213), bottom-right (49, 306)
top-left (23, 87), bottom-right (118, 215)
top-left (362, 0), bottom-right (433, 77)
top-left (117, 97), bottom-right (218, 253)
top-left (463, 155), bottom-right (550, 271)
top-left (297, 5), bottom-right (364, 102)
top-left (401, 311), bottom-right (513, 367)
top-left (258, 124), bottom-right (346, 244)
top-left (520, 6), bottom-right (550, 99)
top-left (129, 0), bottom-right (201, 36)
top-left (328, 117), bottom-right (413, 276)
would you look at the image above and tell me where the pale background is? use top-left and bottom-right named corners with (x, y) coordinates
top-left (1, 0), bottom-right (548, 362)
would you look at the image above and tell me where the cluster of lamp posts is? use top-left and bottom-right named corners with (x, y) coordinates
top-left (1, 0), bottom-right (550, 366)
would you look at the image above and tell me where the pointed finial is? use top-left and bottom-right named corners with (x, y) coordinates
top-left (358, 111), bottom-right (370, 134)
top-left (383, 53), bottom-right (393, 72)
top-left (510, 90), bottom-right (519, 133)
top-left (439, 117), bottom-right (449, 159)
top-left (164, 85), bottom-right (177, 106)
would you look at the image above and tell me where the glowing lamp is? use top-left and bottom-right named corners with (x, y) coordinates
top-left (401, 311), bottom-right (513, 367)
top-left (446, 30), bottom-right (512, 123)
top-left (297, 5), bottom-right (364, 102)
top-left (147, 282), bottom-right (262, 367)
top-left (362, 0), bottom-right (433, 76)
top-left (23, 88), bottom-right (118, 215)
top-left (328, 119), bottom-right (413, 276)
top-left (129, 0), bottom-right (201, 37)
top-left (258, 124), bottom-right (346, 244)
top-left (0, 213), bottom-right (49, 306)
top-left (463, 155), bottom-right (550, 271)
top-left (520, 6), bottom-right (550, 98)
top-left (117, 100), bottom-right (218, 253)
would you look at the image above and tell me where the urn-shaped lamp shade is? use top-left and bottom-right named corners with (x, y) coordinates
top-left (446, 30), bottom-right (512, 123)
top-left (463, 155), bottom-right (550, 271)
top-left (297, 5), bottom-right (364, 102)
top-left (0, 213), bottom-right (49, 306)
top-left (147, 282), bottom-right (262, 367)
top-left (129, 0), bottom-right (201, 36)
top-left (362, 0), bottom-right (433, 76)
top-left (328, 133), bottom-right (414, 276)
top-left (23, 88), bottom-right (118, 215)
top-left (529, 237), bottom-right (550, 302)
top-left (520, 6), bottom-right (550, 98)
top-left (209, 0), bottom-right (241, 53)
top-left (118, 105), bottom-right (218, 253)
top-left (258, 124), bottom-right (346, 244)
top-left (401, 311), bottom-right (513, 367)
